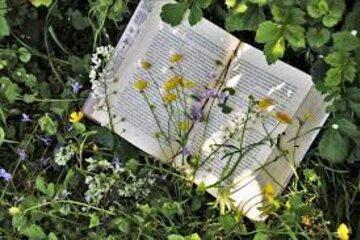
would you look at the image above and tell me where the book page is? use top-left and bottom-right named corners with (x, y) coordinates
top-left (190, 43), bottom-right (317, 220)
top-left (83, 0), bottom-right (240, 161)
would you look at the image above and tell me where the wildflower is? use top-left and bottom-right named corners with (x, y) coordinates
top-left (337, 223), bottom-right (350, 240)
top-left (200, 88), bottom-right (217, 100)
top-left (189, 101), bottom-right (202, 121)
top-left (178, 120), bottom-right (190, 131)
top-left (351, 30), bottom-right (357, 36)
top-left (55, 144), bottom-right (76, 166)
top-left (182, 145), bottom-right (192, 157)
top-left (133, 80), bottom-right (149, 92)
top-left (332, 124), bottom-right (339, 130)
top-left (71, 81), bottom-right (83, 94)
top-left (163, 76), bottom-right (182, 91)
top-left (170, 53), bottom-right (183, 63)
top-left (140, 60), bottom-right (152, 70)
top-left (8, 207), bottom-right (20, 216)
top-left (263, 182), bottom-right (275, 201)
top-left (69, 111), bottom-right (84, 123)
top-left (17, 148), bottom-right (26, 161)
top-left (0, 168), bottom-right (12, 181)
top-left (162, 92), bottom-right (177, 104)
top-left (21, 113), bottom-right (31, 122)
top-left (275, 111), bottom-right (292, 124)
top-left (258, 97), bottom-right (274, 110)
top-left (181, 79), bottom-right (196, 89)
top-left (300, 215), bottom-right (313, 227)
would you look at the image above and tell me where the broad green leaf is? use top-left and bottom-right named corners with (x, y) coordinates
top-left (233, 3), bottom-right (248, 14)
top-left (47, 183), bottom-right (55, 198)
top-left (35, 176), bottom-right (47, 195)
top-left (198, 0), bottom-right (212, 8)
top-left (319, 129), bottom-right (349, 163)
top-left (48, 233), bottom-right (58, 240)
top-left (284, 25), bottom-right (305, 48)
top-left (116, 218), bottom-right (130, 234)
top-left (189, 1), bottom-right (203, 26)
top-left (255, 21), bottom-right (281, 43)
top-left (225, 6), bottom-right (265, 31)
top-left (30, 0), bottom-right (53, 7)
top-left (160, 3), bottom-right (189, 26)
top-left (324, 67), bottom-right (342, 87)
top-left (347, 88), bottom-right (360, 102)
top-left (22, 224), bottom-right (46, 240)
top-left (89, 214), bottom-right (100, 228)
top-left (307, 0), bottom-right (328, 18)
top-left (322, 0), bottom-right (345, 27)
top-left (18, 47), bottom-right (31, 63)
top-left (333, 31), bottom-right (360, 52)
top-left (225, 0), bottom-right (236, 8)
top-left (0, 126), bottom-right (4, 146)
top-left (263, 37), bottom-right (285, 64)
top-left (220, 214), bottom-right (236, 232)
top-left (349, 101), bottom-right (360, 119)
top-left (0, 17), bottom-right (9, 38)
top-left (335, 118), bottom-right (360, 138)
top-left (187, 233), bottom-right (201, 240)
top-left (38, 115), bottom-right (58, 136)
top-left (343, 62), bottom-right (357, 82)
top-left (306, 28), bottom-right (330, 48)
top-left (324, 51), bottom-right (348, 67)
top-left (271, 6), bottom-right (305, 25)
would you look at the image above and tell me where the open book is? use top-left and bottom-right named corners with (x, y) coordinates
top-left (83, 0), bottom-right (328, 221)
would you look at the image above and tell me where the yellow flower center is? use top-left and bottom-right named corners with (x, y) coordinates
top-left (170, 53), bottom-right (183, 63)
top-left (275, 111), bottom-right (292, 124)
top-left (140, 60), bottom-right (152, 70)
top-left (164, 76), bottom-right (182, 91)
top-left (258, 97), bottom-right (274, 110)
top-left (162, 92), bottom-right (177, 104)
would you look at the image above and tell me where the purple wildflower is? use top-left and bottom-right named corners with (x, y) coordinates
top-left (21, 113), bottom-right (31, 122)
top-left (200, 88), bottom-right (217, 100)
top-left (71, 81), bottom-right (83, 94)
top-left (189, 101), bottom-right (203, 121)
top-left (0, 168), bottom-right (12, 181)
top-left (182, 144), bottom-right (192, 157)
top-left (40, 137), bottom-right (52, 146)
top-left (17, 148), bottom-right (26, 161)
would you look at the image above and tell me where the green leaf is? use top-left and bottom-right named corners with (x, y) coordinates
top-left (35, 176), bottom-right (47, 195)
top-left (116, 218), bottom-right (130, 234)
top-left (307, 0), bottom-right (328, 18)
top-left (69, 10), bottom-right (89, 31)
top-left (186, 233), bottom-right (201, 240)
top-left (324, 67), bottom-right (342, 87)
top-left (219, 214), bottom-right (236, 232)
top-left (48, 233), bottom-right (58, 240)
top-left (335, 118), bottom-right (360, 138)
top-left (30, 0), bottom-right (53, 7)
top-left (319, 129), bottom-right (349, 163)
top-left (0, 126), bottom-right (4, 146)
top-left (189, 1), bottom-right (203, 26)
top-left (225, 0), bottom-right (236, 8)
top-left (343, 62), bottom-right (357, 82)
top-left (306, 28), bottom-right (331, 48)
top-left (322, 0), bottom-right (345, 27)
top-left (349, 101), bottom-right (360, 119)
top-left (225, 6), bottom-right (265, 31)
top-left (125, 158), bottom-right (139, 172)
top-left (324, 51), bottom-right (348, 67)
top-left (47, 183), bottom-right (55, 198)
top-left (0, 17), bottom-right (9, 38)
top-left (89, 214), bottom-right (100, 228)
top-left (284, 25), bottom-right (305, 48)
top-left (18, 47), bottom-right (31, 63)
top-left (38, 115), bottom-right (58, 136)
top-left (22, 224), bottom-right (46, 240)
top-left (168, 235), bottom-right (186, 240)
top-left (255, 21), bottom-right (281, 43)
top-left (160, 3), bottom-right (189, 26)
top-left (333, 31), bottom-right (360, 52)
top-left (73, 122), bottom-right (86, 134)
top-left (263, 37), bottom-right (285, 64)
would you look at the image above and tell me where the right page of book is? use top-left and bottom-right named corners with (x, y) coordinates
top-left (190, 43), bottom-right (327, 220)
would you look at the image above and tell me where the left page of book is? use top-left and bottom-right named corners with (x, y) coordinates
top-left (83, 0), bottom-right (240, 161)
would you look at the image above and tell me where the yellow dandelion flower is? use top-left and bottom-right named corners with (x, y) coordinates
top-left (337, 223), bottom-right (349, 240)
top-left (162, 92), bottom-right (177, 104)
top-left (275, 111), bottom-right (292, 124)
top-left (181, 79), bottom-right (196, 89)
top-left (164, 76), bottom-right (182, 91)
top-left (263, 182), bottom-right (275, 200)
top-left (133, 80), bottom-right (149, 91)
top-left (170, 53), bottom-right (183, 63)
top-left (140, 60), bottom-right (152, 70)
top-left (258, 97), bottom-right (274, 110)
top-left (69, 111), bottom-right (84, 123)
top-left (178, 120), bottom-right (190, 131)
top-left (300, 215), bottom-right (313, 227)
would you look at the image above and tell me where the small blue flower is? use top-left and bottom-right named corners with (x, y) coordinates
top-left (21, 113), bottom-right (32, 122)
top-left (200, 88), bottom-right (217, 100)
top-left (71, 81), bottom-right (83, 94)
top-left (0, 168), bottom-right (12, 181)
top-left (17, 148), bottom-right (27, 161)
